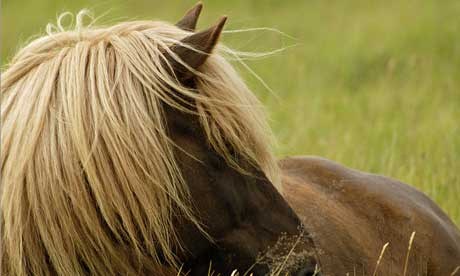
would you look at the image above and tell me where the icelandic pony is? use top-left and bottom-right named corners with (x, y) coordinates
top-left (3, 2), bottom-right (460, 276)
top-left (1, 4), bottom-right (319, 276)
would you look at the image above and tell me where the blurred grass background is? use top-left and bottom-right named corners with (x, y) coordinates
top-left (2, 0), bottom-right (459, 226)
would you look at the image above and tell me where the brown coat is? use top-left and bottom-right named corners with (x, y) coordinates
top-left (280, 156), bottom-right (460, 275)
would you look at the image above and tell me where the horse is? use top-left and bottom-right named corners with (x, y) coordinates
top-left (1, 3), bottom-right (319, 276)
top-left (1, 3), bottom-right (459, 276)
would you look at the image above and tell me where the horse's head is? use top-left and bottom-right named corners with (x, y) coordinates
top-left (156, 4), bottom-right (320, 275)
top-left (1, 3), bottom-right (319, 276)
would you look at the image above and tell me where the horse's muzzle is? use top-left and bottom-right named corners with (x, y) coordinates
top-left (293, 266), bottom-right (321, 276)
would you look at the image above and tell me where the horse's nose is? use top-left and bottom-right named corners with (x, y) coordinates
top-left (294, 266), bottom-right (321, 276)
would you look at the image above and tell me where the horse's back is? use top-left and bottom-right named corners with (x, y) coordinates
top-left (280, 156), bottom-right (460, 276)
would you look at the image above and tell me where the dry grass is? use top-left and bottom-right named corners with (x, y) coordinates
top-left (371, 242), bottom-right (389, 276)
top-left (402, 232), bottom-right (417, 276)
top-left (451, 266), bottom-right (460, 276)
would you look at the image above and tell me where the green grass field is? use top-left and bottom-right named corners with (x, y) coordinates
top-left (2, 0), bottom-right (459, 226)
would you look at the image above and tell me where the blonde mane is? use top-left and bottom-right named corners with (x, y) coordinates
top-left (1, 12), bottom-right (280, 275)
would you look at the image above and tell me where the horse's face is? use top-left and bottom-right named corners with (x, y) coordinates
top-left (161, 4), bottom-right (320, 275)
top-left (166, 106), bottom-right (318, 276)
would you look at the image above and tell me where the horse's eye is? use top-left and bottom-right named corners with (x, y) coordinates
top-left (173, 121), bottom-right (194, 136)
top-left (208, 153), bottom-right (224, 171)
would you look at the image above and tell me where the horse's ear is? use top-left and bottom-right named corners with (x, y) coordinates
top-left (168, 16), bottom-right (227, 81)
top-left (176, 2), bottom-right (203, 31)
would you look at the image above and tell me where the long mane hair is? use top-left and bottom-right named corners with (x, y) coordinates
top-left (1, 11), bottom-right (280, 275)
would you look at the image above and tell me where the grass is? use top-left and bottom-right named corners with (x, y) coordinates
top-left (2, 0), bottom-right (459, 229)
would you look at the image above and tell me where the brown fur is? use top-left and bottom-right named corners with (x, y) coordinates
top-left (280, 156), bottom-right (460, 275)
